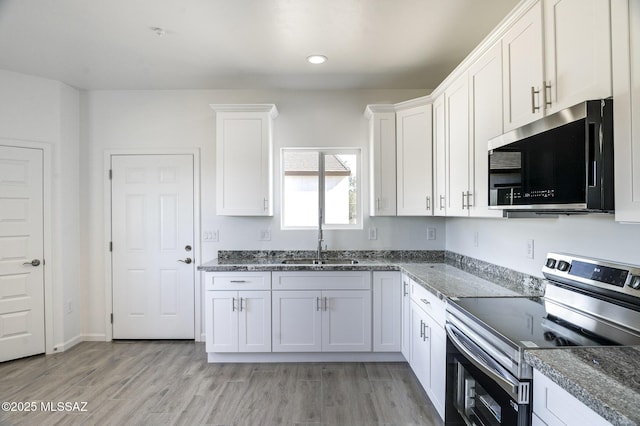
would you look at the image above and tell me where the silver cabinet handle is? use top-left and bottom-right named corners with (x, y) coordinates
top-left (439, 195), bottom-right (445, 210)
top-left (403, 281), bottom-right (409, 296)
top-left (531, 86), bottom-right (541, 113)
top-left (426, 196), bottom-right (431, 211)
top-left (420, 298), bottom-right (430, 306)
top-left (232, 297), bottom-right (237, 312)
top-left (461, 191), bottom-right (466, 209)
top-left (423, 324), bottom-right (429, 341)
top-left (466, 191), bottom-right (473, 208)
top-left (376, 197), bottom-right (381, 211)
top-left (419, 320), bottom-right (425, 339)
top-left (544, 81), bottom-right (552, 109)
top-left (324, 296), bottom-right (328, 311)
top-left (263, 198), bottom-right (268, 211)
top-left (316, 296), bottom-right (321, 311)
top-left (239, 297), bottom-right (245, 312)
top-left (229, 280), bottom-right (248, 283)
top-left (178, 258), bottom-right (192, 264)
top-left (23, 259), bottom-right (41, 267)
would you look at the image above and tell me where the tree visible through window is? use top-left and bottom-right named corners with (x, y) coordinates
top-left (282, 149), bottom-right (360, 229)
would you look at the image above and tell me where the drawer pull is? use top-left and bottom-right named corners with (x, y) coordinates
top-left (420, 298), bottom-right (430, 306)
top-left (229, 280), bottom-right (248, 283)
top-left (403, 282), bottom-right (409, 296)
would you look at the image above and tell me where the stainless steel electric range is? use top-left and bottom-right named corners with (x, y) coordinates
top-left (444, 253), bottom-right (640, 426)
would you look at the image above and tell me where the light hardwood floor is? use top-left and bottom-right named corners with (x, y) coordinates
top-left (0, 341), bottom-right (444, 426)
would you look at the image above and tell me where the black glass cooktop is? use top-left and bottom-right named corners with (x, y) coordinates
top-left (449, 296), bottom-right (621, 349)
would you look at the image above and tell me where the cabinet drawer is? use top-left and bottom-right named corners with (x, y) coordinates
top-left (410, 279), bottom-right (446, 327)
top-left (272, 271), bottom-right (371, 290)
top-left (204, 272), bottom-right (271, 290)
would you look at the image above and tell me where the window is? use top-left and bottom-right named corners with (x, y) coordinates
top-left (282, 148), bottom-right (361, 229)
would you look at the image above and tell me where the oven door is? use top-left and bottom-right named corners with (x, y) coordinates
top-left (445, 323), bottom-right (531, 426)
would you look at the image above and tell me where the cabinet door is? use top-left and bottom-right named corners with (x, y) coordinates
top-left (369, 110), bottom-right (397, 216)
top-left (468, 42), bottom-right (504, 218)
top-left (502, 1), bottom-right (544, 132)
top-left (445, 74), bottom-right (470, 217)
top-left (409, 301), bottom-right (430, 390)
top-left (205, 291), bottom-right (238, 353)
top-left (396, 104), bottom-right (434, 216)
top-left (215, 107), bottom-right (275, 216)
top-left (432, 94), bottom-right (447, 216)
top-left (272, 291), bottom-right (322, 352)
top-left (428, 322), bottom-right (447, 419)
top-left (238, 291), bottom-right (271, 352)
top-left (322, 290), bottom-right (372, 352)
top-left (544, 0), bottom-right (611, 114)
top-left (401, 276), bottom-right (411, 360)
top-left (372, 272), bottom-right (402, 352)
top-left (613, 0), bottom-right (640, 222)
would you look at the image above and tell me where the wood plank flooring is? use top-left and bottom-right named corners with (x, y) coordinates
top-left (0, 341), bottom-right (444, 425)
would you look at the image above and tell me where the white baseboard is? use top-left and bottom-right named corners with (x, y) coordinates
top-left (207, 352), bottom-right (405, 363)
top-left (50, 334), bottom-right (83, 353)
top-left (80, 333), bottom-right (107, 342)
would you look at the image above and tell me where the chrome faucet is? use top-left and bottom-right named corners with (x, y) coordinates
top-left (317, 207), bottom-right (324, 260)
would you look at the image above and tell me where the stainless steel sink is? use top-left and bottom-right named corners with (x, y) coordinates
top-left (281, 258), bottom-right (359, 265)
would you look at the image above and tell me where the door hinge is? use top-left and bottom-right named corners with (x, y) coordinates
top-left (109, 241), bottom-right (113, 252)
top-left (109, 169), bottom-right (112, 180)
top-left (110, 313), bottom-right (113, 324)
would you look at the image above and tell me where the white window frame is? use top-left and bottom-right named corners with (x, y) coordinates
top-left (281, 147), bottom-right (362, 230)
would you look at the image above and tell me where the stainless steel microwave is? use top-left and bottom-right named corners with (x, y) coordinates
top-left (488, 99), bottom-right (614, 214)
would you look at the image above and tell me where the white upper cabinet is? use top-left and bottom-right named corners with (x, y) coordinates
top-left (432, 94), bottom-right (447, 216)
top-left (612, 0), bottom-right (640, 222)
top-left (543, 0), bottom-right (612, 114)
top-left (211, 104), bottom-right (277, 216)
top-left (396, 101), bottom-right (434, 216)
top-left (445, 73), bottom-right (471, 217)
top-left (502, 1), bottom-right (545, 132)
top-left (468, 42), bottom-right (504, 218)
top-left (366, 105), bottom-right (397, 216)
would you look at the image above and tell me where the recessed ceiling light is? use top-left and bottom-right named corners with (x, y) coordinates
top-left (307, 55), bottom-right (328, 65)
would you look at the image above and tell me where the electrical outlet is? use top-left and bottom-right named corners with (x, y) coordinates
top-left (260, 229), bottom-right (271, 241)
top-left (368, 227), bottom-right (377, 240)
top-left (427, 227), bottom-right (436, 240)
top-left (526, 239), bottom-right (535, 259)
top-left (473, 231), bottom-right (479, 247)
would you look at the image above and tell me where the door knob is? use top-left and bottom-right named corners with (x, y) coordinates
top-left (184, 245), bottom-right (192, 252)
top-left (23, 259), bottom-right (41, 267)
top-left (178, 258), bottom-right (192, 264)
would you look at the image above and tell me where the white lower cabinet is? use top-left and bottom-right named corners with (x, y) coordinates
top-left (408, 279), bottom-right (446, 419)
top-left (372, 271), bottom-right (402, 352)
top-left (271, 271), bottom-right (372, 353)
top-left (533, 369), bottom-right (610, 426)
top-left (204, 271), bottom-right (273, 353)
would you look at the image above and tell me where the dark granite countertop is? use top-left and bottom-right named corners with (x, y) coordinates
top-left (525, 347), bottom-right (640, 426)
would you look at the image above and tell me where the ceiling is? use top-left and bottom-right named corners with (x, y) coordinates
top-left (0, 0), bottom-right (520, 90)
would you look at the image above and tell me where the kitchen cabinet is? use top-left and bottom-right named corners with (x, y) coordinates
top-left (366, 105), bottom-right (397, 216)
top-left (271, 271), bottom-right (372, 352)
top-left (211, 104), bottom-right (277, 216)
top-left (502, 1), bottom-right (544, 132)
top-left (532, 369), bottom-right (610, 426)
top-left (432, 94), bottom-right (447, 216)
top-left (396, 100), bottom-right (434, 216)
top-left (407, 279), bottom-right (446, 419)
top-left (445, 73), bottom-right (470, 217)
top-left (372, 271), bottom-right (402, 352)
top-left (468, 42), bottom-right (504, 218)
top-left (401, 275), bottom-right (411, 360)
top-left (204, 272), bottom-right (272, 353)
top-left (612, 0), bottom-right (640, 222)
top-left (543, 0), bottom-right (611, 115)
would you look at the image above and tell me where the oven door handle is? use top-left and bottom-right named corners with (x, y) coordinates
top-left (446, 323), bottom-right (529, 404)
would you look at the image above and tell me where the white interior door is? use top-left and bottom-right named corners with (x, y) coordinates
top-left (111, 154), bottom-right (195, 339)
top-left (0, 145), bottom-right (45, 362)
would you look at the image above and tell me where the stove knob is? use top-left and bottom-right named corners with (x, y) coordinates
top-left (557, 261), bottom-right (570, 272)
top-left (629, 275), bottom-right (640, 290)
top-left (545, 258), bottom-right (557, 269)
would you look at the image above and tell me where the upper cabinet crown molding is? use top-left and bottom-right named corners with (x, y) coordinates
top-left (210, 104), bottom-right (279, 118)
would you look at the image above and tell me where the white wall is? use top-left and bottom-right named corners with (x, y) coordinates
top-left (81, 88), bottom-right (445, 338)
top-left (0, 69), bottom-right (81, 350)
top-left (446, 215), bottom-right (640, 277)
